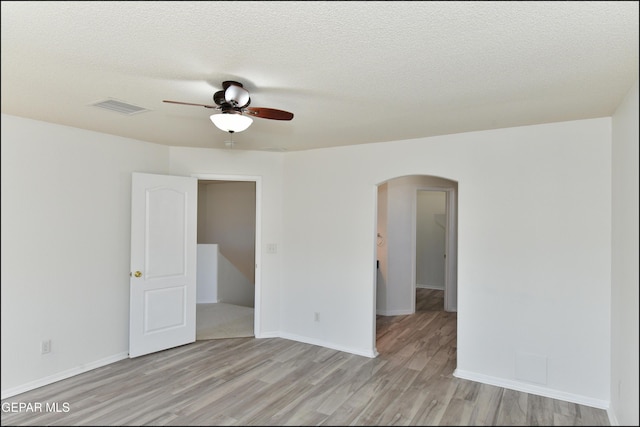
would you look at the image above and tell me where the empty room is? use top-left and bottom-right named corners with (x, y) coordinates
top-left (1, 2), bottom-right (638, 426)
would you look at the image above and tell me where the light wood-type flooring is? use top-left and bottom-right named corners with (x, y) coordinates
top-left (1, 289), bottom-right (610, 426)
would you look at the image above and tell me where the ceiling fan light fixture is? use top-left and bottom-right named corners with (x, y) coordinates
top-left (210, 113), bottom-right (253, 133)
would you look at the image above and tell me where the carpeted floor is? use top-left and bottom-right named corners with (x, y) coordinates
top-left (196, 303), bottom-right (254, 340)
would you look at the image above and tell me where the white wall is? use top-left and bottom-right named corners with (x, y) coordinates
top-left (281, 117), bottom-right (612, 406)
top-left (1, 112), bottom-right (628, 413)
top-left (196, 244), bottom-right (219, 303)
top-left (1, 114), bottom-right (170, 395)
top-left (610, 79), bottom-right (639, 426)
top-left (385, 177), bottom-right (419, 315)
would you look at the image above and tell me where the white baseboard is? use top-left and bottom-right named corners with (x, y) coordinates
top-left (453, 368), bottom-right (610, 410)
top-left (606, 408), bottom-right (619, 426)
top-left (376, 309), bottom-right (413, 316)
top-left (278, 332), bottom-right (378, 358)
top-left (1, 352), bottom-right (129, 400)
top-left (416, 283), bottom-right (445, 290)
top-left (196, 299), bottom-right (220, 304)
top-left (254, 330), bottom-right (279, 339)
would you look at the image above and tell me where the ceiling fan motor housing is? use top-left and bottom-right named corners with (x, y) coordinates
top-left (219, 105), bottom-right (244, 115)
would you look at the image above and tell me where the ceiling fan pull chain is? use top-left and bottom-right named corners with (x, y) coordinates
top-left (225, 130), bottom-right (235, 149)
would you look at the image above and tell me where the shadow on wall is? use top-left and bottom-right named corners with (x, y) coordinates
top-left (197, 244), bottom-right (255, 307)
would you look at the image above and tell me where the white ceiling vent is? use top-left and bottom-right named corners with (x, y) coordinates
top-left (91, 99), bottom-right (148, 115)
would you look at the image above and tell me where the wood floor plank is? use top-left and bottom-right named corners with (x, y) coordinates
top-left (1, 289), bottom-right (610, 426)
top-left (494, 388), bottom-right (529, 426)
top-left (465, 383), bottom-right (505, 426)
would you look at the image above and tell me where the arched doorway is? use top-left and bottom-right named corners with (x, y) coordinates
top-left (374, 175), bottom-right (458, 351)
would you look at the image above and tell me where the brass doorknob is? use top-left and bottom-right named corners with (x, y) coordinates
top-left (134, 271), bottom-right (142, 278)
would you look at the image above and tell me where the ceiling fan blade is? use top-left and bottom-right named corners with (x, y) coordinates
top-left (163, 100), bottom-right (217, 109)
top-left (245, 107), bottom-right (294, 121)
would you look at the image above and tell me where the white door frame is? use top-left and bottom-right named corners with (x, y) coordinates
top-left (443, 187), bottom-right (457, 312)
top-left (192, 173), bottom-right (262, 337)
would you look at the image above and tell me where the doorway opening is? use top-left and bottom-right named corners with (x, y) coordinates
top-left (374, 175), bottom-right (457, 352)
top-left (194, 175), bottom-right (261, 340)
top-left (416, 190), bottom-right (447, 302)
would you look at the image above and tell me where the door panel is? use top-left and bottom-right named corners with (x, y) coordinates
top-left (129, 172), bottom-right (197, 358)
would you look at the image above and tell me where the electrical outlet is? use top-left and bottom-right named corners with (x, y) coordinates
top-left (314, 312), bottom-right (320, 322)
top-left (266, 243), bottom-right (277, 254)
top-left (41, 339), bottom-right (51, 354)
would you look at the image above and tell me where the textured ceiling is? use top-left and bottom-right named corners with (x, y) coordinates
top-left (1, 1), bottom-right (638, 151)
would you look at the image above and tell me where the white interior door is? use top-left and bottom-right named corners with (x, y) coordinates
top-left (129, 172), bottom-right (197, 358)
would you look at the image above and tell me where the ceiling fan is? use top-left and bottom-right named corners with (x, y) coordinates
top-left (163, 81), bottom-right (294, 133)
